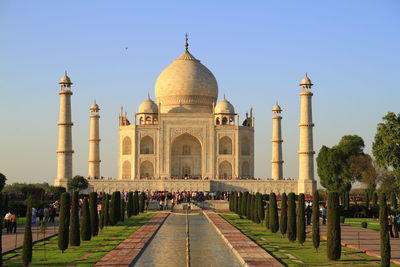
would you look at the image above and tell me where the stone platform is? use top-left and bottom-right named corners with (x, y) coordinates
top-left (87, 179), bottom-right (315, 195)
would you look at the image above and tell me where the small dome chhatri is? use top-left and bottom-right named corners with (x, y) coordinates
top-left (90, 101), bottom-right (100, 111)
top-left (300, 73), bottom-right (313, 89)
top-left (138, 95), bottom-right (158, 114)
top-left (272, 102), bottom-right (282, 113)
top-left (59, 71), bottom-right (72, 85)
top-left (215, 95), bottom-right (235, 114)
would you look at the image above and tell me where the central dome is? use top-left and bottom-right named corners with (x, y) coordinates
top-left (155, 48), bottom-right (218, 113)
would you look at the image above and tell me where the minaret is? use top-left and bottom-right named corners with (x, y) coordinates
top-left (271, 103), bottom-right (283, 180)
top-left (88, 101), bottom-right (101, 178)
top-left (55, 72), bottom-right (74, 187)
top-left (298, 74), bottom-right (316, 193)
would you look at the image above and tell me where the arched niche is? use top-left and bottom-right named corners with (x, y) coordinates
top-left (242, 161), bottom-right (250, 177)
top-left (140, 160), bottom-right (154, 178)
top-left (241, 136), bottom-right (250, 155)
top-left (171, 133), bottom-right (202, 178)
top-left (219, 136), bottom-right (232, 155)
top-left (219, 161), bottom-right (232, 179)
top-left (122, 136), bottom-right (131, 155)
top-left (122, 161), bottom-right (131, 179)
top-left (140, 136), bottom-right (154, 154)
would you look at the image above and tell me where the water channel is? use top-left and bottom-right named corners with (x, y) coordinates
top-left (133, 212), bottom-right (242, 267)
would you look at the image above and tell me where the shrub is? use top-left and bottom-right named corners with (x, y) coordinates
top-left (297, 193), bottom-right (306, 245)
top-left (69, 191), bottom-right (80, 246)
top-left (269, 193), bottom-right (279, 233)
top-left (89, 192), bottom-right (99, 236)
top-left (379, 193), bottom-right (390, 266)
top-left (80, 197), bottom-right (91, 241)
top-left (361, 221), bottom-right (368, 228)
top-left (58, 192), bottom-right (71, 253)
top-left (22, 196), bottom-right (32, 266)
top-left (327, 192), bottom-right (341, 260)
top-left (280, 193), bottom-right (287, 236)
top-left (287, 193), bottom-right (297, 241)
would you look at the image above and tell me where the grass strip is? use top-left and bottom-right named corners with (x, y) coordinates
top-left (3, 211), bottom-right (156, 267)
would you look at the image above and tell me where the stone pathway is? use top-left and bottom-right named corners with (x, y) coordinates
top-left (317, 223), bottom-right (400, 265)
top-left (94, 211), bottom-right (170, 267)
top-left (2, 222), bottom-right (58, 254)
top-left (203, 210), bottom-right (283, 267)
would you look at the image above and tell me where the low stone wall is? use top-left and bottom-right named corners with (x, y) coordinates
top-left (88, 179), bottom-right (315, 194)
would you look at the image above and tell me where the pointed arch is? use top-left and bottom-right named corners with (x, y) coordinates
top-left (242, 161), bottom-right (250, 177)
top-left (140, 136), bottom-right (154, 154)
top-left (219, 136), bottom-right (232, 155)
top-left (140, 160), bottom-right (154, 178)
top-left (241, 136), bottom-right (250, 155)
top-left (122, 136), bottom-right (131, 155)
top-left (219, 161), bottom-right (232, 179)
top-left (122, 161), bottom-right (131, 179)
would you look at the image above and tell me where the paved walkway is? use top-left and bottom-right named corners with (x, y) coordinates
top-left (204, 210), bottom-right (283, 267)
top-left (2, 222), bottom-right (58, 254)
top-left (317, 223), bottom-right (400, 264)
top-left (94, 211), bottom-right (170, 267)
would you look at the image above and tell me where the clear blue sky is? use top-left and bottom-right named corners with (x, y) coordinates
top-left (1, 1), bottom-right (399, 185)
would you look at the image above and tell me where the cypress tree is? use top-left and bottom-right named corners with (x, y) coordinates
top-left (110, 191), bottom-right (121, 225)
top-left (89, 192), bottom-right (99, 236)
top-left (280, 193), bottom-right (288, 237)
top-left (269, 193), bottom-right (279, 233)
top-left (99, 194), bottom-right (105, 230)
top-left (246, 192), bottom-right (252, 219)
top-left (127, 192), bottom-right (134, 217)
top-left (287, 192), bottom-right (296, 241)
top-left (312, 190), bottom-right (320, 252)
top-left (265, 202), bottom-right (270, 229)
top-left (120, 199), bottom-right (125, 222)
top-left (139, 192), bottom-right (146, 213)
top-left (235, 192), bottom-right (240, 214)
top-left (344, 191), bottom-right (350, 210)
top-left (250, 194), bottom-right (256, 222)
top-left (391, 192), bottom-right (397, 210)
top-left (257, 193), bottom-right (265, 223)
top-left (241, 192), bottom-right (248, 218)
top-left (297, 193), bottom-right (306, 245)
top-left (379, 193), bottom-right (391, 266)
top-left (238, 192), bottom-right (243, 217)
top-left (134, 191), bottom-right (139, 215)
top-left (229, 193), bottom-right (233, 211)
top-left (327, 192), bottom-right (341, 260)
top-left (254, 194), bottom-right (260, 223)
top-left (104, 194), bottom-right (110, 226)
top-left (69, 191), bottom-right (80, 246)
top-left (58, 192), bottom-right (71, 253)
top-left (22, 196), bottom-right (33, 266)
top-left (81, 197), bottom-right (91, 241)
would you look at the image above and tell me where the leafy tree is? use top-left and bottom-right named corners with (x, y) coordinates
top-left (69, 191), bottom-right (80, 246)
top-left (373, 112), bottom-right (400, 174)
top-left (127, 192), bottom-right (134, 217)
top-left (89, 192), bottom-right (99, 236)
top-left (58, 192), bottom-right (71, 253)
top-left (280, 193), bottom-right (287, 237)
top-left (297, 193), bottom-right (306, 245)
top-left (287, 193), bottom-right (296, 241)
top-left (22, 196), bottom-right (32, 266)
top-left (139, 192), bottom-right (146, 213)
top-left (0, 173), bottom-right (6, 192)
top-left (350, 154), bottom-right (378, 191)
top-left (327, 192), bottom-right (341, 260)
top-left (312, 191), bottom-right (320, 251)
top-left (81, 197), bottom-right (91, 241)
top-left (379, 193), bottom-right (391, 266)
top-left (269, 193), bottom-right (279, 233)
top-left (317, 146), bottom-right (348, 192)
top-left (67, 175), bottom-right (88, 193)
top-left (373, 191), bottom-right (378, 206)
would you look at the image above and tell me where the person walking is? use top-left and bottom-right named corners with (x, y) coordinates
top-left (389, 213), bottom-right (395, 238)
top-left (305, 205), bottom-right (312, 225)
top-left (4, 211), bottom-right (12, 233)
top-left (44, 206), bottom-right (50, 223)
top-left (31, 207), bottom-right (37, 226)
top-left (9, 213), bottom-right (18, 233)
top-left (49, 206), bottom-right (56, 224)
top-left (321, 205), bottom-right (327, 225)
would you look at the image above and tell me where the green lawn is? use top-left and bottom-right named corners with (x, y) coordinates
top-left (218, 212), bottom-right (392, 266)
top-left (3, 211), bottom-right (156, 267)
top-left (344, 218), bottom-right (380, 231)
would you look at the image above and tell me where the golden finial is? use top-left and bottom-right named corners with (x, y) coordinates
top-left (185, 33), bottom-right (189, 51)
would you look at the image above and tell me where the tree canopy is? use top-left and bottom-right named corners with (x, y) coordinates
top-left (317, 135), bottom-right (366, 192)
top-left (67, 176), bottom-right (88, 192)
top-left (0, 173), bottom-right (6, 192)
